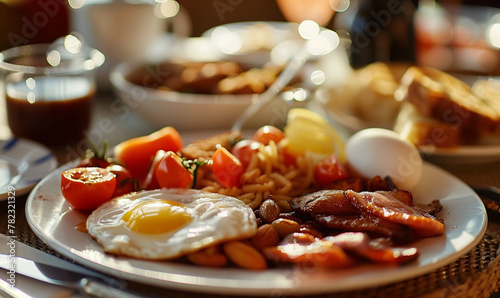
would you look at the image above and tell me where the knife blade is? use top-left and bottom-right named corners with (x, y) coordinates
top-left (0, 254), bottom-right (142, 298)
top-left (0, 234), bottom-right (144, 297)
top-left (0, 235), bottom-right (121, 285)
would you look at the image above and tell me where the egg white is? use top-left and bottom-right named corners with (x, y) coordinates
top-left (86, 188), bottom-right (257, 260)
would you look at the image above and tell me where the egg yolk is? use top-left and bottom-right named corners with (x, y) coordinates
top-left (122, 200), bottom-right (193, 234)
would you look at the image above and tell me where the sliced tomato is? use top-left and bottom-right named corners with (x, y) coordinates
top-left (314, 154), bottom-right (350, 186)
top-left (155, 151), bottom-right (193, 189)
top-left (212, 147), bottom-right (245, 188)
top-left (252, 125), bottom-right (285, 145)
top-left (231, 140), bottom-right (261, 167)
top-left (278, 141), bottom-right (297, 166)
top-left (114, 126), bottom-right (183, 179)
top-left (143, 150), bottom-right (167, 190)
top-left (106, 164), bottom-right (140, 197)
top-left (61, 167), bottom-right (116, 211)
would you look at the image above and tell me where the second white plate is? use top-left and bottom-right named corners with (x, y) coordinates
top-left (0, 138), bottom-right (58, 200)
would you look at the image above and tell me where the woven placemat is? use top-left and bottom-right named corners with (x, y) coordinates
top-left (1, 195), bottom-right (499, 298)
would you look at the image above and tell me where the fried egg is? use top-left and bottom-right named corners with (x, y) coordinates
top-left (86, 188), bottom-right (257, 260)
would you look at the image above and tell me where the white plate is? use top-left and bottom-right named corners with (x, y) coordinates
top-left (0, 138), bottom-right (58, 200)
top-left (420, 143), bottom-right (500, 164)
top-left (25, 160), bottom-right (487, 296)
top-left (319, 71), bottom-right (500, 164)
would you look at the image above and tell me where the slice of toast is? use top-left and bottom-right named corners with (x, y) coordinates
top-left (394, 103), bottom-right (462, 148)
top-left (472, 79), bottom-right (500, 119)
top-left (396, 67), bottom-right (500, 139)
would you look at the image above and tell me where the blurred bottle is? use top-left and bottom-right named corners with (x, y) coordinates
top-left (0, 0), bottom-right (69, 51)
top-left (335, 0), bottom-right (418, 68)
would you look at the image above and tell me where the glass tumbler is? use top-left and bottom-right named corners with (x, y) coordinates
top-left (0, 36), bottom-right (104, 147)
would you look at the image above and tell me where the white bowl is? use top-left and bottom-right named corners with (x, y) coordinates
top-left (201, 21), bottom-right (301, 66)
top-left (109, 60), bottom-right (300, 131)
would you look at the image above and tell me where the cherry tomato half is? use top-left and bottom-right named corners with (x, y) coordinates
top-left (277, 141), bottom-right (298, 166)
top-left (212, 147), bottom-right (245, 188)
top-left (231, 140), bottom-right (261, 167)
top-left (61, 167), bottom-right (116, 211)
top-left (252, 125), bottom-right (285, 145)
top-left (155, 151), bottom-right (193, 189)
top-left (314, 154), bottom-right (350, 186)
top-left (143, 150), bottom-right (166, 190)
top-left (114, 126), bottom-right (183, 179)
top-left (106, 164), bottom-right (140, 197)
top-left (280, 147), bottom-right (297, 166)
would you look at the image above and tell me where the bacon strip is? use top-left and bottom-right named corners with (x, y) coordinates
top-left (316, 213), bottom-right (412, 243)
top-left (327, 232), bottom-right (419, 264)
top-left (377, 190), bottom-right (415, 206)
top-left (345, 190), bottom-right (445, 237)
top-left (291, 190), bottom-right (359, 216)
top-left (262, 232), bottom-right (418, 267)
top-left (262, 233), bottom-right (356, 268)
